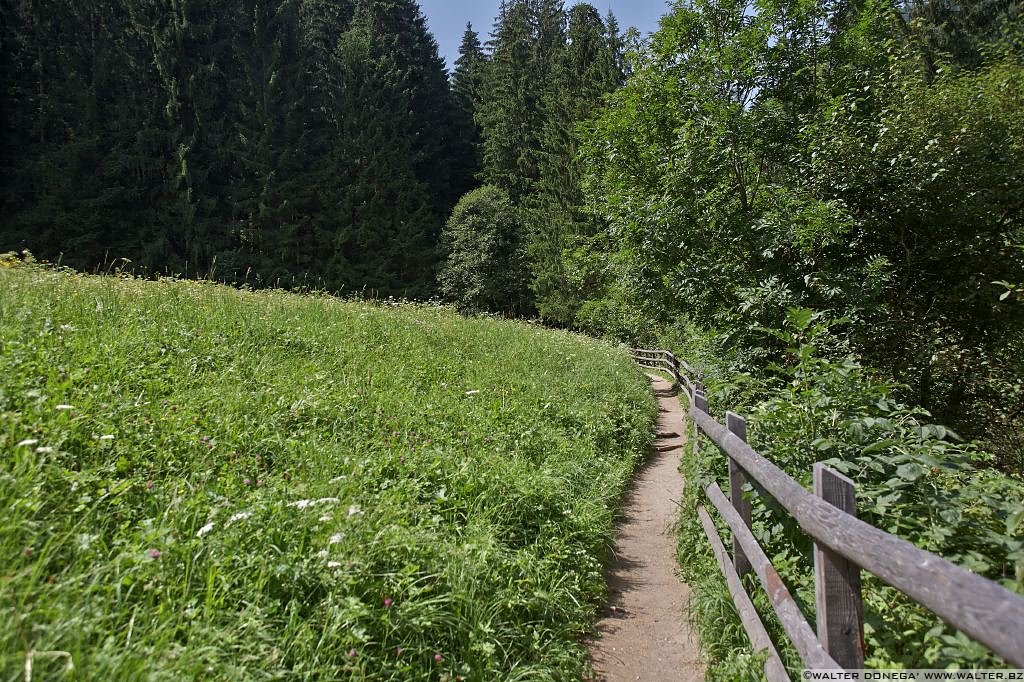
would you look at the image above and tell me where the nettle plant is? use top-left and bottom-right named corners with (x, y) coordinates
top-left (743, 308), bottom-right (1024, 667)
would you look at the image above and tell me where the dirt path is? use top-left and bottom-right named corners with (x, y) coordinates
top-left (588, 374), bottom-right (704, 681)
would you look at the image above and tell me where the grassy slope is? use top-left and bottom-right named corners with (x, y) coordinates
top-left (0, 266), bottom-right (656, 681)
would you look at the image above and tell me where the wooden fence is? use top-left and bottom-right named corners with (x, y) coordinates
top-left (629, 348), bottom-right (1024, 678)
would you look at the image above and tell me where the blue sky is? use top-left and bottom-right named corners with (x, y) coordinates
top-left (417, 0), bottom-right (672, 68)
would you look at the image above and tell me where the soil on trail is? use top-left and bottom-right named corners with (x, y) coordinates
top-left (588, 374), bottom-right (704, 681)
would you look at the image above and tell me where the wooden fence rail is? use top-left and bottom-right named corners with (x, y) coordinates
top-left (629, 348), bottom-right (1024, 674)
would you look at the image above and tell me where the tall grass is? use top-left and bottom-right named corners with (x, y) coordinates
top-left (0, 265), bottom-right (656, 680)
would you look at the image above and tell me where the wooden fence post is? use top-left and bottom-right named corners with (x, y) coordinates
top-left (726, 412), bottom-right (752, 579)
top-left (813, 463), bottom-right (865, 669)
top-left (693, 383), bottom-right (707, 457)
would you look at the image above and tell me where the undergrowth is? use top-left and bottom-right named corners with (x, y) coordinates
top-left (0, 265), bottom-right (656, 680)
top-left (668, 309), bottom-right (1024, 679)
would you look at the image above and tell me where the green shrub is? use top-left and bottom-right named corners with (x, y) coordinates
top-left (438, 186), bottom-right (531, 315)
top-left (677, 308), bottom-right (1023, 674)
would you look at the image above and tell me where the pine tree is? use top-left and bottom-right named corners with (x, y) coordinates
top-left (229, 0), bottom-right (307, 284)
top-left (274, 0), bottom-right (472, 296)
top-left (453, 23), bottom-right (486, 113)
top-left (451, 22), bottom-right (486, 177)
top-left (477, 0), bottom-right (541, 200)
top-left (529, 3), bottom-right (623, 324)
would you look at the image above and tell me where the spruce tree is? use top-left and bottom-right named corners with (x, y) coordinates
top-left (477, 0), bottom-right (540, 200)
top-left (452, 23), bottom-right (487, 177)
top-left (453, 23), bottom-right (486, 114)
top-left (529, 3), bottom-right (623, 324)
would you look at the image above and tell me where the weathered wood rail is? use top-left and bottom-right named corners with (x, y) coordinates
top-left (629, 348), bottom-right (1024, 677)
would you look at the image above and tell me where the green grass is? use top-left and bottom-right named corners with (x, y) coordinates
top-left (0, 265), bottom-right (656, 681)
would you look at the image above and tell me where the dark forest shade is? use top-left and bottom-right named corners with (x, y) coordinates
top-left (0, 0), bottom-right (473, 298)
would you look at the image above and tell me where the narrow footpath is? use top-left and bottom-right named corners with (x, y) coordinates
top-left (588, 374), bottom-right (704, 681)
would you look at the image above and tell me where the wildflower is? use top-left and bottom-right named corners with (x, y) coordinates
top-left (243, 478), bottom-right (252, 486)
top-left (347, 648), bottom-right (356, 658)
top-left (347, 504), bottom-right (362, 517)
top-left (464, 390), bottom-right (480, 396)
top-left (145, 480), bottom-right (154, 490)
top-left (36, 447), bottom-right (54, 454)
top-left (434, 653), bottom-right (444, 663)
top-left (55, 404), bottom-right (74, 411)
top-left (329, 534), bottom-right (343, 545)
top-left (395, 647), bottom-right (403, 656)
top-left (98, 435), bottom-right (115, 441)
top-left (148, 549), bottom-right (162, 560)
top-left (228, 511), bottom-right (252, 523)
top-left (196, 523), bottom-right (215, 538)
top-left (383, 597), bottom-right (393, 608)
top-left (16, 439), bottom-right (38, 447)
top-left (327, 561), bottom-right (342, 568)
top-left (290, 500), bottom-right (313, 509)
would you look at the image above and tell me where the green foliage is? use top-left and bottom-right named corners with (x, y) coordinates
top-left (576, 0), bottom-right (1024, 469)
top-left (470, 1), bottom-right (625, 322)
top-left (683, 309), bottom-right (1024, 671)
top-left (805, 50), bottom-right (1024, 439)
top-left (438, 186), bottom-right (531, 314)
top-left (526, 4), bottom-right (625, 326)
top-left (0, 265), bottom-right (656, 679)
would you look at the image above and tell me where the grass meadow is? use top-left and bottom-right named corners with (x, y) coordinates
top-left (0, 264), bottom-right (656, 680)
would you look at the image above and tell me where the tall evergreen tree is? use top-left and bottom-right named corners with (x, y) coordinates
top-left (477, 0), bottom-right (542, 200)
top-left (528, 3), bottom-right (622, 324)
top-left (453, 23), bottom-right (486, 121)
top-left (451, 22), bottom-right (486, 175)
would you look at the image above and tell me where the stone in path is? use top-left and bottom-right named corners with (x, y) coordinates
top-left (588, 374), bottom-right (704, 681)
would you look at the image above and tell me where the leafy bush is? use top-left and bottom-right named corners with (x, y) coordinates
top-left (679, 308), bottom-right (1024, 674)
top-left (438, 186), bottom-right (531, 315)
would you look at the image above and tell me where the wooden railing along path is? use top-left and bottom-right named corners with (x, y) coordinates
top-left (629, 348), bottom-right (1024, 679)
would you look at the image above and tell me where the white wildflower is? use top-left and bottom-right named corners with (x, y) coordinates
top-left (329, 533), bottom-right (343, 545)
top-left (228, 511), bottom-right (252, 523)
top-left (196, 523), bottom-right (215, 538)
top-left (98, 435), bottom-right (115, 441)
top-left (465, 390), bottom-right (480, 396)
top-left (318, 515), bottom-right (331, 522)
top-left (16, 439), bottom-right (39, 447)
top-left (55, 405), bottom-right (74, 411)
top-left (347, 504), bottom-right (362, 517)
top-left (36, 447), bottom-right (54, 454)
top-left (326, 561), bottom-right (342, 568)
top-left (290, 498), bottom-right (339, 510)
top-left (329, 475), bottom-right (346, 484)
